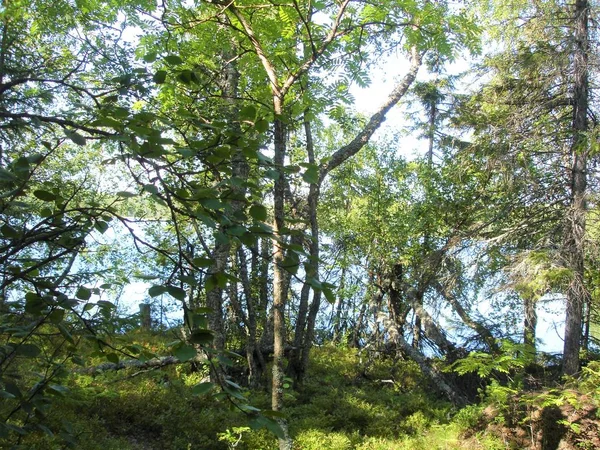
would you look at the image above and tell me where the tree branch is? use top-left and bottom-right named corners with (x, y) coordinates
top-left (0, 112), bottom-right (115, 136)
top-left (320, 47), bottom-right (422, 181)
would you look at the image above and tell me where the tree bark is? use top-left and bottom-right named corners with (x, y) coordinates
top-left (206, 46), bottom-right (246, 354)
top-left (562, 0), bottom-right (590, 376)
top-left (291, 111), bottom-right (322, 385)
top-left (238, 247), bottom-right (264, 388)
top-left (523, 295), bottom-right (537, 348)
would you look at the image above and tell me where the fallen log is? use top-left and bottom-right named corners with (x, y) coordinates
top-left (77, 356), bottom-right (182, 375)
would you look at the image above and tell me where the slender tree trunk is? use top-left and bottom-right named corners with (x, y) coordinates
top-left (288, 277), bottom-right (310, 383)
top-left (523, 295), bottom-right (537, 348)
top-left (237, 247), bottom-right (263, 387)
top-left (332, 267), bottom-right (346, 343)
top-left (583, 298), bottom-right (591, 353)
top-left (563, 0), bottom-right (590, 376)
top-left (296, 112), bottom-right (322, 384)
top-left (207, 45), bottom-right (247, 369)
top-left (206, 241), bottom-right (229, 352)
top-left (139, 303), bottom-right (152, 330)
top-left (350, 302), bottom-right (367, 348)
top-left (412, 295), bottom-right (422, 349)
top-left (272, 100), bottom-right (293, 449)
top-left (412, 93), bottom-right (436, 350)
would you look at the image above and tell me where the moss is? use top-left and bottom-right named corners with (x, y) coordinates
top-left (1, 346), bottom-right (489, 449)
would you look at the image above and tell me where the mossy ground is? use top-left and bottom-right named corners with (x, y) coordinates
top-left (4, 336), bottom-right (598, 449)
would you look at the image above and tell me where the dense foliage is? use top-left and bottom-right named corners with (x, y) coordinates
top-left (1, 0), bottom-right (599, 448)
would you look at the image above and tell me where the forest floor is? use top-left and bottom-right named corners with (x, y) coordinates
top-left (9, 337), bottom-right (600, 450)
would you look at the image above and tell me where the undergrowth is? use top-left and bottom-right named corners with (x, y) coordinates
top-left (4, 335), bottom-right (599, 450)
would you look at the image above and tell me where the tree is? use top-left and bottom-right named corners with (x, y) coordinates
top-left (0, 0), bottom-right (145, 441)
top-left (456, 0), bottom-right (597, 374)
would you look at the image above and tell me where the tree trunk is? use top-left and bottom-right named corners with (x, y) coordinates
top-left (523, 295), bottom-right (537, 348)
top-left (387, 318), bottom-right (468, 406)
top-left (288, 276), bottom-right (311, 383)
top-left (350, 302), bottom-right (367, 348)
top-left (237, 247), bottom-right (264, 388)
top-left (139, 303), bottom-right (152, 330)
top-left (272, 106), bottom-right (293, 449)
top-left (563, 0), bottom-right (590, 376)
top-left (295, 112), bottom-right (322, 385)
top-left (332, 267), bottom-right (347, 343)
top-left (433, 281), bottom-right (498, 351)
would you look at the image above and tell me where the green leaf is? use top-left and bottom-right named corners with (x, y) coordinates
top-left (200, 198), bottom-right (224, 210)
top-left (67, 132), bottom-right (87, 146)
top-left (48, 308), bottom-right (65, 324)
top-left (164, 55), bottom-right (184, 65)
top-left (48, 384), bottom-right (70, 395)
top-left (166, 285), bottom-right (186, 301)
top-left (97, 300), bottom-right (115, 310)
top-left (264, 418), bottom-right (286, 439)
top-left (249, 204), bottom-right (268, 221)
top-left (37, 424), bottom-right (54, 437)
top-left (189, 329), bottom-right (214, 345)
top-left (76, 287), bottom-right (92, 300)
top-left (133, 274), bottom-right (159, 280)
top-left (24, 293), bottom-right (44, 315)
top-left (203, 275), bottom-right (216, 291)
top-left (94, 220), bottom-right (109, 234)
top-left (281, 254), bottom-right (300, 275)
top-left (57, 323), bottom-right (74, 344)
top-left (223, 385), bottom-right (246, 401)
top-left (173, 344), bottom-right (197, 362)
top-left (0, 390), bottom-right (16, 399)
top-left (192, 257), bottom-right (214, 268)
top-left (5, 424), bottom-right (26, 435)
top-left (143, 52), bottom-right (157, 62)
top-left (261, 410), bottom-right (287, 418)
top-left (71, 355), bottom-right (85, 366)
top-left (1, 224), bottom-right (19, 238)
top-left (323, 287), bottom-right (335, 304)
top-left (265, 169), bottom-right (280, 180)
top-left (177, 69), bottom-right (193, 84)
top-left (111, 107), bottom-right (129, 119)
top-left (239, 404), bottom-right (261, 413)
top-left (192, 382), bottom-right (214, 395)
top-left (16, 343), bottom-right (41, 357)
top-left (153, 70), bottom-right (167, 84)
top-left (40, 207), bottom-right (53, 217)
top-left (225, 379), bottom-right (242, 390)
top-left (106, 353), bottom-right (119, 364)
top-left (33, 190), bottom-right (56, 201)
top-left (0, 167), bottom-right (17, 181)
top-left (226, 225), bottom-right (247, 236)
top-left (240, 105), bottom-right (257, 120)
top-left (302, 165), bottom-right (319, 184)
top-left (116, 191), bottom-right (137, 198)
top-left (4, 382), bottom-right (22, 399)
top-left (149, 285), bottom-right (167, 297)
top-left (143, 184), bottom-right (159, 195)
top-left (255, 119), bottom-right (269, 133)
top-left (217, 354), bottom-right (234, 367)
